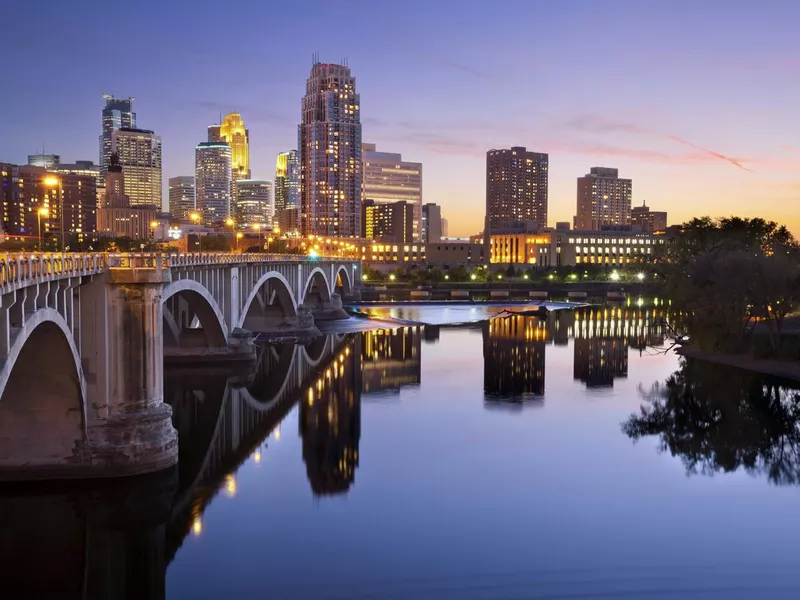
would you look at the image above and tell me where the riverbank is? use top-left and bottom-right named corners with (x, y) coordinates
top-left (676, 346), bottom-right (800, 383)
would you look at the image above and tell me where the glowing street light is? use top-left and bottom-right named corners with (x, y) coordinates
top-left (636, 272), bottom-right (646, 281)
top-left (389, 273), bottom-right (396, 281)
top-left (236, 231), bottom-right (244, 253)
top-left (252, 223), bottom-right (263, 251)
top-left (190, 212), bottom-right (202, 252)
top-left (610, 271), bottom-right (620, 282)
top-left (42, 175), bottom-right (63, 252)
top-left (37, 207), bottom-right (49, 251)
top-left (470, 273), bottom-right (477, 281)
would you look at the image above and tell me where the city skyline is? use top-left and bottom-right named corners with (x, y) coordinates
top-left (1, 0), bottom-right (798, 235)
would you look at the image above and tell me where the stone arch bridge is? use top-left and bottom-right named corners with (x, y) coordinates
top-left (0, 252), bottom-right (359, 481)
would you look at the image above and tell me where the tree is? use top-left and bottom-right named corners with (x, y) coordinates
top-left (505, 264), bottom-right (517, 278)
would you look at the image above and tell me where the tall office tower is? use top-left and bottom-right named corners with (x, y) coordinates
top-left (168, 176), bottom-right (195, 220)
top-left (421, 203), bottom-right (443, 243)
top-left (298, 61), bottom-right (362, 237)
top-left (235, 179), bottom-right (272, 226)
top-left (207, 124), bottom-right (222, 143)
top-left (195, 142), bottom-right (232, 222)
top-left (274, 150), bottom-right (300, 212)
top-left (99, 95), bottom-right (136, 175)
top-left (111, 127), bottom-right (162, 208)
top-left (575, 167), bottom-right (632, 230)
top-left (631, 200), bottom-right (667, 233)
top-left (27, 154), bottom-right (60, 168)
top-left (361, 143), bottom-right (422, 240)
top-left (219, 113), bottom-right (250, 180)
top-left (485, 147), bottom-right (549, 237)
top-left (362, 199), bottom-right (414, 243)
top-left (98, 153), bottom-right (157, 239)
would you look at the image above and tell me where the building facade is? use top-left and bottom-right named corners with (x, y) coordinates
top-left (421, 203), bottom-right (443, 243)
top-left (485, 147), bottom-right (549, 237)
top-left (235, 179), bottom-right (272, 226)
top-left (575, 167), bottom-right (632, 230)
top-left (194, 142), bottom-right (232, 222)
top-left (426, 241), bottom-right (486, 266)
top-left (97, 153), bottom-right (157, 240)
top-left (207, 125), bottom-right (221, 143)
top-left (100, 95), bottom-right (136, 176)
top-left (298, 62), bottom-right (362, 237)
top-left (111, 127), bottom-right (162, 208)
top-left (362, 199), bottom-right (414, 244)
top-left (631, 201), bottom-right (667, 233)
top-left (219, 113), bottom-right (250, 181)
top-left (274, 150), bottom-right (300, 213)
top-left (27, 154), bottom-right (60, 168)
top-left (168, 176), bottom-right (195, 220)
top-left (361, 143), bottom-right (422, 240)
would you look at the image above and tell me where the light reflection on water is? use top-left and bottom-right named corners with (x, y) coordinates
top-left (4, 307), bottom-right (800, 599)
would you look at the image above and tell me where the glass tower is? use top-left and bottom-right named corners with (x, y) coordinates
top-left (219, 113), bottom-right (250, 181)
top-left (274, 150), bottom-right (300, 213)
top-left (99, 95), bottom-right (136, 176)
top-left (298, 62), bottom-right (362, 237)
top-left (195, 142), bottom-right (232, 222)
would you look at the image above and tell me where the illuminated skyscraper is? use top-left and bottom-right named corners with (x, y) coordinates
top-left (361, 143), bottom-right (422, 240)
top-left (194, 142), bottom-right (232, 221)
top-left (219, 113), bottom-right (250, 181)
top-left (485, 147), bottom-right (549, 237)
top-left (575, 167), bottom-right (632, 230)
top-left (298, 61), bottom-right (362, 237)
top-left (169, 176), bottom-right (195, 220)
top-left (99, 95), bottom-right (135, 176)
top-left (111, 127), bottom-right (162, 208)
top-left (274, 150), bottom-right (300, 212)
top-left (235, 180), bottom-right (272, 226)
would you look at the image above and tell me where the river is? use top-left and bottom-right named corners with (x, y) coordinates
top-left (5, 305), bottom-right (800, 599)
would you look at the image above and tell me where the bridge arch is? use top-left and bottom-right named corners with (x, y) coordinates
top-left (334, 265), bottom-right (354, 298)
top-left (301, 267), bottom-right (332, 309)
top-left (162, 279), bottom-right (228, 349)
top-left (0, 308), bottom-right (86, 471)
top-left (238, 271), bottom-right (298, 331)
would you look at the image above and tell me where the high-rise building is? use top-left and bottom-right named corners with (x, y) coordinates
top-left (207, 124), bottom-right (222, 143)
top-left (575, 167), bottom-right (632, 230)
top-left (274, 150), bottom-right (300, 213)
top-left (421, 203), bottom-right (443, 243)
top-left (235, 179), bottom-right (272, 226)
top-left (97, 153), bottom-right (157, 239)
top-left (362, 200), bottom-right (414, 243)
top-left (631, 201), bottom-right (667, 233)
top-left (169, 176), bottom-right (195, 220)
top-left (27, 154), bottom-right (60, 168)
top-left (53, 160), bottom-right (103, 192)
top-left (194, 142), bottom-right (232, 222)
top-left (441, 217), bottom-right (449, 238)
top-left (99, 95), bottom-right (136, 175)
top-left (361, 143), bottom-right (422, 240)
top-left (111, 127), bottom-right (162, 208)
top-left (298, 61), bottom-right (362, 237)
top-left (219, 113), bottom-right (250, 181)
top-left (485, 147), bottom-right (549, 238)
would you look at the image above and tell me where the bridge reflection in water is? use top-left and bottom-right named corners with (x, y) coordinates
top-left (0, 308), bottom-right (681, 598)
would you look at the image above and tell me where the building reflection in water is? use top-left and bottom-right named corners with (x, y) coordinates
top-left (483, 315), bottom-right (547, 399)
top-left (300, 335), bottom-right (362, 496)
top-left (361, 327), bottom-right (422, 395)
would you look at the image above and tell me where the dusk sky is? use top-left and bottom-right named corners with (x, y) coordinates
top-left (2, 0), bottom-right (798, 235)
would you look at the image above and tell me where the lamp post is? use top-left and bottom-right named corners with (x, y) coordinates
top-left (37, 207), bottom-right (49, 251)
top-left (253, 223), bottom-right (263, 252)
top-left (190, 212), bottom-right (201, 252)
top-left (150, 220), bottom-right (159, 243)
top-left (225, 218), bottom-right (235, 252)
top-left (236, 231), bottom-right (243, 253)
top-left (266, 236), bottom-right (273, 253)
top-left (43, 175), bottom-right (63, 252)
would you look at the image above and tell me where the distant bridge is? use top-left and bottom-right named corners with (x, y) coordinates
top-left (0, 252), bottom-right (359, 480)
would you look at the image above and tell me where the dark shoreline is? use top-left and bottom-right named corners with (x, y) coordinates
top-left (676, 346), bottom-right (800, 383)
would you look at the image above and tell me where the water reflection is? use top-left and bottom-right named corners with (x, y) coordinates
top-left (623, 359), bottom-right (800, 484)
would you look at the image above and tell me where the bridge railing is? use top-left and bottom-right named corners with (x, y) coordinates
top-left (0, 253), bottom-right (105, 290)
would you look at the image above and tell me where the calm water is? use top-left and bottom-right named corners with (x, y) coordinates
top-left (5, 306), bottom-right (800, 599)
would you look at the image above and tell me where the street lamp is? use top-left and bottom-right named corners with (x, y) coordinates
top-left (236, 231), bottom-right (243, 253)
top-left (43, 175), bottom-right (63, 252)
top-left (190, 212), bottom-right (201, 252)
top-left (252, 223), bottom-right (263, 251)
top-left (266, 236), bottom-right (273, 253)
top-left (37, 207), bottom-right (49, 251)
top-left (150, 220), bottom-right (159, 242)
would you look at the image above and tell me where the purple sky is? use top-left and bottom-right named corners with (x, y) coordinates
top-left (1, 0), bottom-right (798, 235)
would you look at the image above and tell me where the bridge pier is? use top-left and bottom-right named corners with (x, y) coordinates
top-left (81, 267), bottom-right (178, 478)
top-left (307, 293), bottom-right (350, 322)
top-left (242, 305), bottom-right (321, 339)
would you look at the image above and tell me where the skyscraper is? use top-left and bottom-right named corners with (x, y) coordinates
top-left (274, 150), bottom-right (300, 212)
top-left (207, 124), bottom-right (222, 143)
top-left (575, 167), bottom-right (632, 230)
top-left (361, 143), bottom-right (422, 240)
top-left (97, 153), bottom-right (157, 240)
top-left (421, 203), bottom-right (443, 243)
top-left (219, 113), bottom-right (250, 180)
top-left (235, 180), bottom-right (272, 226)
top-left (631, 200), bottom-right (667, 233)
top-left (195, 142), bottom-right (232, 221)
top-left (485, 147), bottom-right (549, 236)
top-left (99, 95), bottom-right (135, 175)
top-left (111, 127), bottom-right (162, 208)
top-left (298, 61), bottom-right (362, 237)
top-left (362, 200), bottom-right (414, 243)
top-left (169, 176), bottom-right (195, 220)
